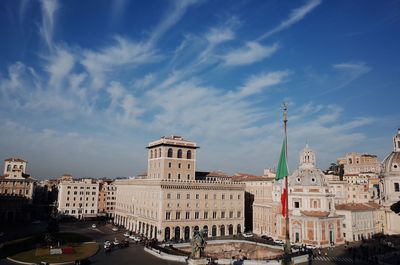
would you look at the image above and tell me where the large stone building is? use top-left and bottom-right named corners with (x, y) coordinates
top-left (0, 158), bottom-right (36, 222)
top-left (57, 175), bottom-right (99, 219)
top-left (338, 152), bottom-right (381, 176)
top-left (113, 136), bottom-right (245, 241)
top-left (380, 129), bottom-right (400, 234)
top-left (98, 179), bottom-right (116, 218)
top-left (0, 158), bottom-right (36, 200)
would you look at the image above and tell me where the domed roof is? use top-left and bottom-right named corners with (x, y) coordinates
top-left (289, 144), bottom-right (328, 187)
top-left (289, 167), bottom-right (328, 187)
top-left (382, 129), bottom-right (400, 174)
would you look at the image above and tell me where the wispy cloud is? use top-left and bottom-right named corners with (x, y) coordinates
top-left (234, 70), bottom-right (290, 98)
top-left (39, 0), bottom-right (59, 49)
top-left (258, 0), bottom-right (322, 41)
top-left (149, 0), bottom-right (199, 43)
top-left (222, 42), bottom-right (279, 66)
top-left (333, 61), bottom-right (372, 88)
top-left (46, 47), bottom-right (75, 88)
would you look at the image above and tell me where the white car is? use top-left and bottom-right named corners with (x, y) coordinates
top-left (124, 232), bottom-right (130, 237)
top-left (306, 244), bottom-right (317, 249)
top-left (112, 227), bottom-right (118, 232)
top-left (129, 235), bottom-right (140, 242)
top-left (113, 239), bottom-right (120, 246)
top-left (91, 224), bottom-right (97, 228)
top-left (242, 232), bottom-right (253, 238)
top-left (274, 239), bottom-right (284, 245)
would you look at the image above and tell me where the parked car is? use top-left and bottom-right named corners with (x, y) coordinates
top-left (112, 227), bottom-right (118, 232)
top-left (261, 235), bottom-right (273, 241)
top-left (274, 239), bottom-right (284, 245)
top-left (242, 232), bottom-right (253, 238)
top-left (305, 244), bottom-right (317, 249)
top-left (113, 239), bottom-right (120, 246)
top-left (119, 239), bottom-right (129, 248)
top-left (91, 224), bottom-right (96, 228)
top-left (129, 235), bottom-right (141, 242)
top-left (123, 232), bottom-right (130, 237)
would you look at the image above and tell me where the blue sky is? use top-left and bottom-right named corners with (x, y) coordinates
top-left (0, 0), bottom-right (399, 179)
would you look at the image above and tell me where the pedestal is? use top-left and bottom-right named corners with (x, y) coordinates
top-left (187, 258), bottom-right (209, 265)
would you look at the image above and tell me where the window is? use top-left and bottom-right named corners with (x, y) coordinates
top-left (395, 183), bottom-right (400, 192)
top-left (150, 150), bottom-right (153, 159)
top-left (187, 174), bottom-right (190, 179)
top-left (213, 194), bottom-right (217, 199)
top-left (169, 162), bottom-right (171, 168)
top-left (186, 212), bottom-right (190, 219)
top-left (237, 211), bottom-right (241, 218)
top-left (6, 165), bottom-right (11, 171)
top-left (221, 211), bottom-right (225, 218)
top-left (205, 194), bottom-right (208, 199)
top-left (187, 194), bottom-right (190, 199)
top-left (159, 148), bottom-right (161, 157)
top-left (188, 164), bottom-right (191, 169)
top-left (187, 150), bottom-right (192, 159)
top-left (166, 212), bottom-right (171, 220)
top-left (167, 193), bottom-right (171, 199)
top-left (178, 163), bottom-right (181, 168)
top-left (195, 212), bottom-right (199, 219)
top-left (229, 211), bottom-right (233, 218)
top-left (230, 194), bottom-right (233, 200)
top-left (213, 211), bottom-right (217, 219)
top-left (176, 212), bottom-right (181, 220)
top-left (177, 149), bottom-right (182, 158)
top-left (294, 201), bottom-right (300, 208)
top-left (67, 191), bottom-right (70, 195)
top-left (238, 194), bottom-right (241, 200)
top-left (167, 148), bottom-right (173, 157)
top-left (222, 194), bottom-right (225, 199)
top-left (178, 174), bottom-right (181, 180)
top-left (196, 194), bottom-right (199, 199)
top-left (177, 194), bottom-right (181, 199)
top-left (204, 212), bottom-right (208, 219)
top-left (168, 173), bottom-right (171, 179)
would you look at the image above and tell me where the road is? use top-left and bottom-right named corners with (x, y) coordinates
top-left (1, 221), bottom-right (183, 265)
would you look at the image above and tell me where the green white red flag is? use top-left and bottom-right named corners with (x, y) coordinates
top-left (275, 137), bottom-right (289, 217)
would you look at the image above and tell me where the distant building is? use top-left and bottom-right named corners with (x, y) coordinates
top-left (380, 129), bottom-right (400, 234)
top-left (98, 179), bottom-right (116, 218)
top-left (336, 202), bottom-right (383, 242)
top-left (113, 136), bottom-right (245, 241)
top-left (232, 173), bottom-right (277, 235)
top-left (338, 152), bottom-right (381, 176)
top-left (57, 175), bottom-right (99, 219)
top-left (0, 158), bottom-right (36, 200)
top-left (0, 158), bottom-right (36, 222)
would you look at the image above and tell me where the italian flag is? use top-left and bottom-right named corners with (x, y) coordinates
top-left (275, 137), bottom-right (289, 217)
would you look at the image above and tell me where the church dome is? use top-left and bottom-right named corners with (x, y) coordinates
top-left (289, 144), bottom-right (328, 187)
top-left (382, 129), bottom-right (400, 174)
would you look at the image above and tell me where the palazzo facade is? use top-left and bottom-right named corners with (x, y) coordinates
top-left (113, 136), bottom-right (245, 241)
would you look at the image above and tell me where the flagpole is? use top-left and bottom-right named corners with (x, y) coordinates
top-left (282, 102), bottom-right (293, 265)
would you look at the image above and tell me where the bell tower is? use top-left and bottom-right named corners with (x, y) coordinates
top-left (299, 144), bottom-right (316, 169)
top-left (394, 128), bottom-right (400, 152)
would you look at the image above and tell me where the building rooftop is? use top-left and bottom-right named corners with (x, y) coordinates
top-left (4, 158), bottom-right (28, 163)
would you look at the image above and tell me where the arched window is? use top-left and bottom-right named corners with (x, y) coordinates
top-left (313, 200), bottom-right (318, 208)
top-left (394, 183), bottom-right (400, 192)
top-left (150, 150), bottom-right (153, 159)
top-left (159, 148), bottom-right (161, 157)
top-left (19, 165), bottom-right (23, 170)
top-left (13, 165), bottom-right (17, 169)
top-left (154, 149), bottom-right (157, 158)
top-left (349, 158), bottom-right (352, 164)
top-left (187, 150), bottom-right (192, 159)
top-left (177, 149), bottom-right (182, 158)
top-left (167, 148), bottom-right (173, 157)
top-left (6, 165), bottom-right (11, 172)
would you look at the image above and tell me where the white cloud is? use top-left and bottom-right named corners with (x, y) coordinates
top-left (39, 0), bottom-right (59, 49)
top-left (333, 61), bottom-right (372, 88)
top-left (258, 0), bottom-right (322, 41)
top-left (46, 47), bottom-right (75, 87)
top-left (149, 0), bottom-right (199, 43)
top-left (234, 70), bottom-right (290, 98)
top-left (81, 37), bottom-right (158, 89)
top-left (222, 42), bottom-right (279, 66)
top-left (133, 73), bottom-right (156, 88)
